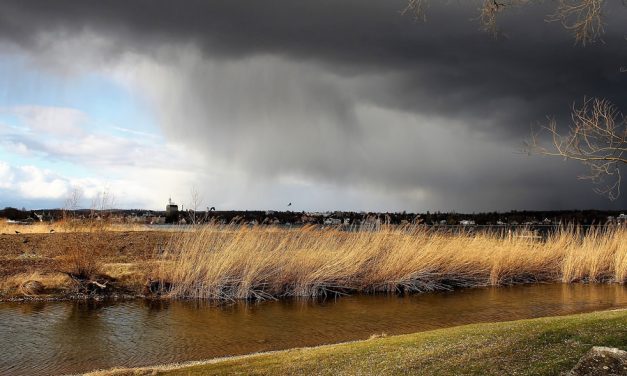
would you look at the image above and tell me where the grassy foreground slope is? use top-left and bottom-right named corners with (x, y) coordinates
top-left (98, 309), bottom-right (627, 376)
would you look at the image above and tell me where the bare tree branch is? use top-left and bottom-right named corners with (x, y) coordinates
top-left (63, 187), bottom-right (83, 221)
top-left (477, 0), bottom-right (525, 37)
top-left (401, 0), bottom-right (429, 21)
top-left (188, 186), bottom-right (204, 225)
top-left (404, 0), bottom-right (609, 44)
top-left (548, 0), bottom-right (605, 46)
top-left (526, 97), bottom-right (627, 200)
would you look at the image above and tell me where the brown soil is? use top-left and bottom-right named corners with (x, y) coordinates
top-left (0, 258), bottom-right (60, 278)
top-left (0, 231), bottom-right (173, 259)
top-left (0, 231), bottom-right (175, 299)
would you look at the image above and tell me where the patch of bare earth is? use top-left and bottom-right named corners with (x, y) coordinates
top-left (0, 231), bottom-right (173, 299)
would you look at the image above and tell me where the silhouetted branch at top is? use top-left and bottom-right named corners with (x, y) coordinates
top-left (550, 0), bottom-right (605, 45)
top-left (401, 0), bottom-right (429, 22)
top-left (404, 0), bottom-right (608, 44)
top-left (526, 98), bottom-right (627, 200)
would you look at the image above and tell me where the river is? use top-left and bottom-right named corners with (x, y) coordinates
top-left (1, 283), bottom-right (626, 375)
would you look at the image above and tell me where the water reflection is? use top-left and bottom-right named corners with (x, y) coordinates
top-left (1, 284), bottom-right (625, 375)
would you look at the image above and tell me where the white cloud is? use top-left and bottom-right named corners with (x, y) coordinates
top-left (0, 161), bottom-right (15, 189)
top-left (0, 162), bottom-right (68, 199)
top-left (0, 103), bottom-right (209, 209)
top-left (0, 140), bottom-right (31, 156)
top-left (3, 105), bottom-right (87, 136)
top-left (16, 165), bottom-right (68, 199)
top-left (1, 104), bottom-right (202, 170)
top-left (0, 160), bottom-right (206, 209)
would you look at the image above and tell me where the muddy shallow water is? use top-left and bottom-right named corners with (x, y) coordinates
top-left (1, 283), bottom-right (626, 375)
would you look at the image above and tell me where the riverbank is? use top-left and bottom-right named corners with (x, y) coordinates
top-left (87, 309), bottom-right (627, 375)
top-left (1, 225), bottom-right (625, 301)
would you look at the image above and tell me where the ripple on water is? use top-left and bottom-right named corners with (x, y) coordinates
top-left (1, 283), bottom-right (626, 376)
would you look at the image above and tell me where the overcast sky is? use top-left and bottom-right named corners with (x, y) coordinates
top-left (0, 0), bottom-right (626, 211)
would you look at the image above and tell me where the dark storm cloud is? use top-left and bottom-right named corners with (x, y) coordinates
top-left (1, 0), bottom-right (626, 210)
top-left (3, 1), bottom-right (626, 114)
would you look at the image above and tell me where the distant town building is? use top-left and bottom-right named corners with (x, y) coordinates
top-left (606, 214), bottom-right (626, 225)
top-left (165, 198), bottom-right (179, 224)
top-left (323, 218), bottom-right (342, 225)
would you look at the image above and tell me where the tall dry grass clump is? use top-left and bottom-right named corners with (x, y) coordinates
top-left (59, 242), bottom-right (103, 280)
top-left (155, 225), bottom-right (627, 301)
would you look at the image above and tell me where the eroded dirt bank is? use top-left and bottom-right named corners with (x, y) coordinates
top-left (0, 231), bottom-right (173, 300)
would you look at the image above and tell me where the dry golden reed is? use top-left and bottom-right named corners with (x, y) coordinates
top-left (0, 220), bottom-right (154, 234)
top-left (156, 225), bottom-right (627, 301)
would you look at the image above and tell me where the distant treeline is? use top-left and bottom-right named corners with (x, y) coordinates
top-left (0, 207), bottom-right (625, 226)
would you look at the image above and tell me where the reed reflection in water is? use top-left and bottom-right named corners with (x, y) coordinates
top-left (0, 283), bottom-right (625, 376)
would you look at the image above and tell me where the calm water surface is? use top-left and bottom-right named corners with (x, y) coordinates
top-left (1, 284), bottom-right (626, 375)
